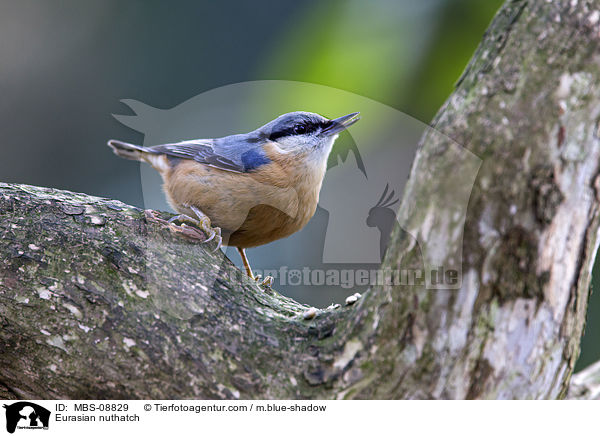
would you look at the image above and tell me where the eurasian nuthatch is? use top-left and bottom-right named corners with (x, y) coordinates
top-left (108, 111), bottom-right (360, 284)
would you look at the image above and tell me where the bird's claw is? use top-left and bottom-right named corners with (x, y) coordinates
top-left (146, 209), bottom-right (222, 249)
top-left (254, 274), bottom-right (274, 288)
top-left (169, 222), bottom-right (205, 240)
top-left (209, 227), bottom-right (223, 252)
top-left (145, 209), bottom-right (162, 222)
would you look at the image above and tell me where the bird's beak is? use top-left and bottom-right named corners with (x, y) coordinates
top-left (321, 112), bottom-right (360, 136)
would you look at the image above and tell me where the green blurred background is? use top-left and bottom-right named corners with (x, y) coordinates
top-left (0, 0), bottom-right (597, 371)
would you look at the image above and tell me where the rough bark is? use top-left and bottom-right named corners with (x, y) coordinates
top-left (2, 0), bottom-right (600, 399)
top-left (568, 361), bottom-right (600, 399)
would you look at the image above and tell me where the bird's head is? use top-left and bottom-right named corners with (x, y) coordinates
top-left (255, 111), bottom-right (360, 164)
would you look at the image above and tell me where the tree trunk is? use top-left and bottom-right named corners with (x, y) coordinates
top-left (2, 0), bottom-right (600, 399)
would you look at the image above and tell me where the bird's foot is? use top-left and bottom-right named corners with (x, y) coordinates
top-left (254, 274), bottom-right (274, 288)
top-left (145, 209), bottom-right (222, 250)
top-left (168, 214), bottom-right (222, 250)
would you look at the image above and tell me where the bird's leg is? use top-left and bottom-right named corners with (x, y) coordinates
top-left (237, 247), bottom-right (274, 288)
top-left (167, 205), bottom-right (222, 250)
top-left (237, 247), bottom-right (254, 278)
top-left (257, 274), bottom-right (274, 288)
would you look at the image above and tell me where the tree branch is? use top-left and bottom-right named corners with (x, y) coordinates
top-left (568, 361), bottom-right (600, 399)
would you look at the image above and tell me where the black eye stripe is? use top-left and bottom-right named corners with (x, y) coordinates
top-left (268, 128), bottom-right (294, 141)
top-left (268, 120), bottom-right (325, 141)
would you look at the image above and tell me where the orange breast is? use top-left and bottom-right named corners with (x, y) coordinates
top-left (162, 152), bottom-right (326, 248)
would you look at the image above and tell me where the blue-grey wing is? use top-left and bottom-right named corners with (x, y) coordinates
top-left (148, 135), bottom-right (270, 173)
top-left (149, 139), bottom-right (244, 173)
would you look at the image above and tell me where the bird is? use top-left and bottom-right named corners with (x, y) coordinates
top-left (108, 110), bottom-right (360, 286)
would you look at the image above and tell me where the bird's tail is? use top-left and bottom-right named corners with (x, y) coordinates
top-left (108, 139), bottom-right (172, 173)
top-left (107, 139), bottom-right (151, 161)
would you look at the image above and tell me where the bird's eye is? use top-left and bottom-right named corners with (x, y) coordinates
top-left (293, 124), bottom-right (307, 135)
